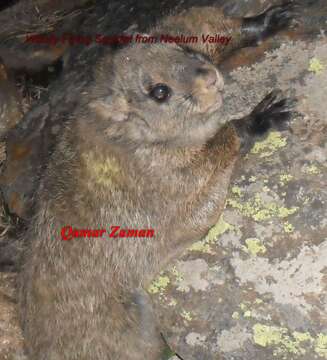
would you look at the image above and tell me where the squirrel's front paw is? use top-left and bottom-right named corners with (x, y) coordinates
top-left (262, 2), bottom-right (299, 36)
top-left (248, 89), bottom-right (297, 135)
top-left (232, 90), bottom-right (297, 154)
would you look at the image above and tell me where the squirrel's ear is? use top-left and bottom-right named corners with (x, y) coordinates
top-left (89, 95), bottom-right (129, 122)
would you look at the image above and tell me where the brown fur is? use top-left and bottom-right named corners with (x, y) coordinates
top-left (19, 40), bottom-right (240, 360)
top-left (0, 60), bottom-right (23, 138)
top-left (156, 6), bottom-right (244, 64)
top-left (17, 4), bottom-right (297, 360)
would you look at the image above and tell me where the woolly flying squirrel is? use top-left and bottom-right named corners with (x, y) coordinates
top-left (17, 3), bottom-right (297, 360)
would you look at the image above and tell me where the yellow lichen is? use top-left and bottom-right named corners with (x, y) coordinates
top-left (254, 299), bottom-right (263, 305)
top-left (293, 332), bottom-right (313, 343)
top-left (148, 275), bottom-right (170, 295)
top-left (232, 311), bottom-right (240, 320)
top-left (302, 164), bottom-right (321, 175)
top-left (231, 186), bottom-right (243, 197)
top-left (227, 193), bottom-right (298, 223)
top-left (204, 216), bottom-right (233, 243)
top-left (281, 335), bottom-right (305, 355)
top-left (253, 324), bottom-right (323, 357)
top-left (189, 240), bottom-right (214, 254)
top-left (253, 324), bottom-right (286, 347)
top-left (251, 131), bottom-right (287, 158)
top-left (249, 176), bottom-right (257, 183)
top-left (244, 238), bottom-right (267, 256)
top-left (303, 197), bottom-right (310, 205)
top-left (279, 174), bottom-right (293, 186)
top-left (308, 57), bottom-right (325, 74)
top-left (276, 206), bottom-right (298, 218)
top-left (168, 298), bottom-right (177, 307)
top-left (252, 209), bottom-right (272, 221)
top-left (170, 266), bottom-right (184, 282)
top-left (283, 221), bottom-right (294, 233)
top-left (189, 216), bottom-right (234, 253)
top-left (181, 310), bottom-right (193, 321)
top-left (315, 333), bottom-right (327, 358)
top-left (239, 303), bottom-right (253, 318)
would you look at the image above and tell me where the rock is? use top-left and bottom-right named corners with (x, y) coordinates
top-left (149, 38), bottom-right (327, 359)
top-left (0, 273), bottom-right (25, 360)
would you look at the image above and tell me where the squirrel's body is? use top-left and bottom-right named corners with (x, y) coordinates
top-left (20, 41), bottom-right (239, 359)
top-left (0, 3), bottom-right (298, 359)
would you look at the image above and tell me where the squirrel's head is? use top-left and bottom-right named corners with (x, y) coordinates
top-left (87, 41), bottom-right (225, 148)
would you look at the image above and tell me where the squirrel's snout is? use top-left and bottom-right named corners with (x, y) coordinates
top-left (195, 66), bottom-right (224, 91)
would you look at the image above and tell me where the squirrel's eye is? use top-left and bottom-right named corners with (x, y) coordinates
top-left (149, 83), bottom-right (171, 102)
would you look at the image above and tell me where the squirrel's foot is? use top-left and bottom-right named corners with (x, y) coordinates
top-left (232, 89), bottom-right (297, 153)
top-left (242, 2), bottom-right (300, 45)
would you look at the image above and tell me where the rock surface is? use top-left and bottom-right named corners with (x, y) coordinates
top-left (149, 38), bottom-right (327, 359)
top-left (0, 273), bottom-right (25, 360)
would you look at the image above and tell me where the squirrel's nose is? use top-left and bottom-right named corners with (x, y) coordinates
top-left (195, 66), bottom-right (224, 90)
